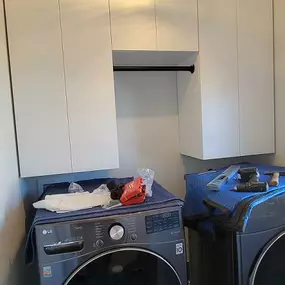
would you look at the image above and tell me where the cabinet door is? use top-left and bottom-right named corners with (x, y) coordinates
top-left (109, 0), bottom-right (157, 50)
top-left (177, 58), bottom-right (204, 159)
top-left (156, 0), bottom-right (198, 51)
top-left (6, 0), bottom-right (72, 177)
top-left (238, 0), bottom-right (274, 155)
top-left (198, 0), bottom-right (240, 159)
top-left (60, 0), bottom-right (119, 172)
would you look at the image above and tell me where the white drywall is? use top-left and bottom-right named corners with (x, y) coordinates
top-left (111, 71), bottom-right (251, 198)
top-left (0, 2), bottom-right (25, 284)
top-left (111, 71), bottom-right (185, 197)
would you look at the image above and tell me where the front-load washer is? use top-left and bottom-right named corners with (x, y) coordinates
top-left (35, 206), bottom-right (187, 285)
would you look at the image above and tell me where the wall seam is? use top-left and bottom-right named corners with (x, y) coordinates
top-left (154, 0), bottom-right (158, 50)
top-left (2, 0), bottom-right (21, 177)
top-left (272, 0), bottom-right (276, 153)
top-left (236, 0), bottom-right (241, 156)
top-left (57, 0), bottom-right (73, 172)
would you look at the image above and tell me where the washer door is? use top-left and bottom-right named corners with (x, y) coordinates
top-left (250, 231), bottom-right (285, 285)
top-left (64, 248), bottom-right (182, 285)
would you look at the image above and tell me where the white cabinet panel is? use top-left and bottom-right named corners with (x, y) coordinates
top-left (6, 0), bottom-right (72, 177)
top-left (156, 0), bottom-right (198, 51)
top-left (178, 0), bottom-right (274, 160)
top-left (177, 59), bottom-right (203, 158)
top-left (110, 0), bottom-right (157, 50)
top-left (238, 0), bottom-right (274, 155)
top-left (60, 0), bottom-right (119, 172)
top-left (198, 0), bottom-right (240, 159)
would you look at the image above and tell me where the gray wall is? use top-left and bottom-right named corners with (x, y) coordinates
top-left (0, 2), bottom-right (25, 284)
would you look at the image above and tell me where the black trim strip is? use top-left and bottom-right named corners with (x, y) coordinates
top-left (203, 199), bottom-right (231, 215)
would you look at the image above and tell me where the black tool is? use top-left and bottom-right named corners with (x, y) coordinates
top-left (235, 182), bottom-right (268, 192)
top-left (238, 167), bottom-right (259, 183)
top-left (107, 181), bottom-right (125, 200)
top-left (248, 173), bottom-right (259, 183)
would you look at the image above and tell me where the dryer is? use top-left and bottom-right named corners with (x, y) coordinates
top-left (188, 191), bottom-right (285, 285)
top-left (35, 206), bottom-right (187, 285)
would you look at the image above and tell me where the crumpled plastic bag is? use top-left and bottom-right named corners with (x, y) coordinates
top-left (92, 184), bottom-right (109, 195)
top-left (103, 200), bottom-right (122, 210)
top-left (68, 182), bottom-right (84, 193)
top-left (138, 168), bottom-right (155, 197)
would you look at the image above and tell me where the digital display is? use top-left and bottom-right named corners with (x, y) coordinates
top-left (145, 211), bottom-right (180, 234)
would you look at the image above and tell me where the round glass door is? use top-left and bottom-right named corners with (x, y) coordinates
top-left (64, 248), bottom-right (181, 285)
top-left (250, 232), bottom-right (285, 285)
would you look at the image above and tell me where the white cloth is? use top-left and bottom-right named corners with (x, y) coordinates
top-left (33, 188), bottom-right (111, 213)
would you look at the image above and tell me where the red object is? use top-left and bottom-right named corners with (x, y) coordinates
top-left (120, 177), bottom-right (146, 206)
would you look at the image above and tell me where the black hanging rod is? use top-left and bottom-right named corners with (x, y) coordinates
top-left (113, 65), bottom-right (195, 74)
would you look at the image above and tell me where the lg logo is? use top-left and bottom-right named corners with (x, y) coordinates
top-left (42, 229), bottom-right (53, 235)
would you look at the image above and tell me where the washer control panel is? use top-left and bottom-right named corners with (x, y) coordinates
top-left (35, 207), bottom-right (183, 264)
top-left (145, 211), bottom-right (180, 234)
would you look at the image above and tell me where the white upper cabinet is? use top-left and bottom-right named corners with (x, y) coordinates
top-left (109, 0), bottom-right (198, 51)
top-left (198, 0), bottom-right (240, 159)
top-left (178, 0), bottom-right (240, 159)
top-left (60, 0), bottom-right (119, 172)
top-left (109, 0), bottom-right (157, 50)
top-left (6, 0), bottom-right (119, 177)
top-left (178, 0), bottom-right (274, 160)
top-left (237, 0), bottom-right (274, 156)
top-left (6, 0), bottom-right (72, 177)
top-left (156, 0), bottom-right (198, 51)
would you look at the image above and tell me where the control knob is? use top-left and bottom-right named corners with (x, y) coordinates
top-left (109, 225), bottom-right (124, 240)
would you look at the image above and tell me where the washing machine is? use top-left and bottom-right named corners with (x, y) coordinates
top-left (35, 206), bottom-right (187, 285)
